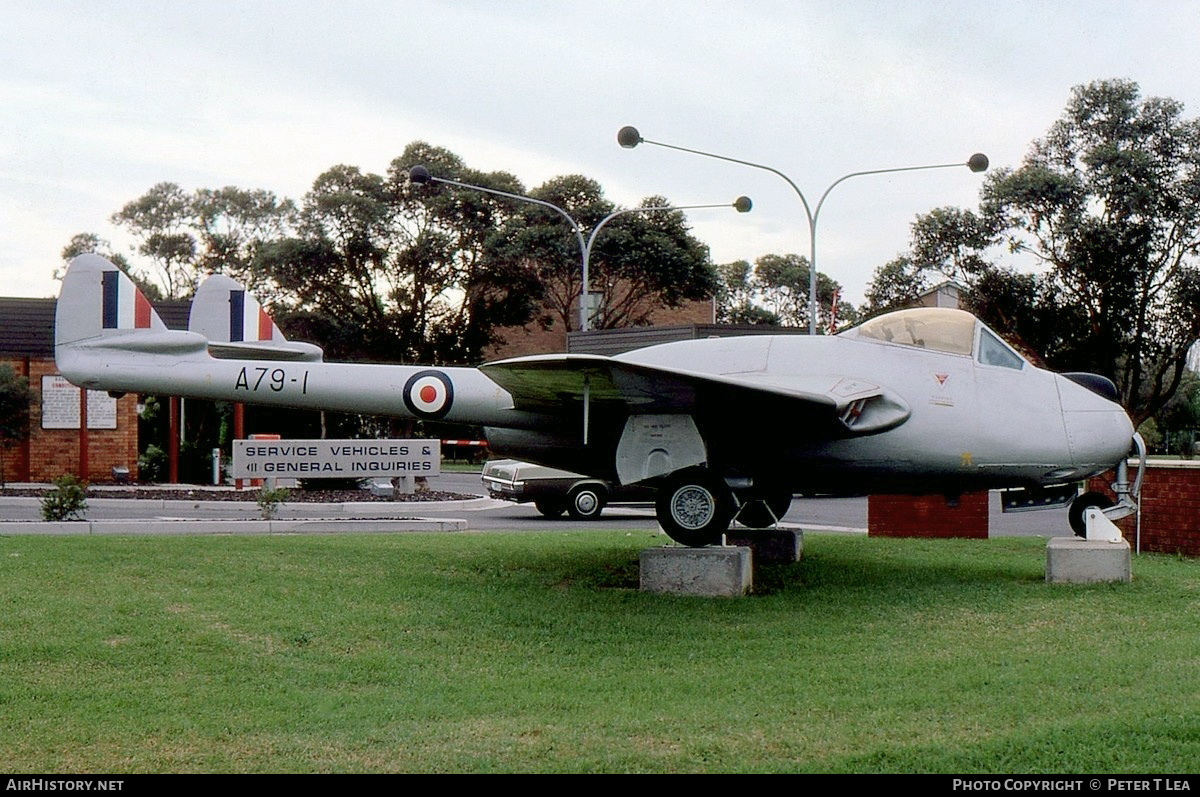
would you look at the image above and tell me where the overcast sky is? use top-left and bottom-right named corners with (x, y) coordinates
top-left (3, 0), bottom-right (1198, 307)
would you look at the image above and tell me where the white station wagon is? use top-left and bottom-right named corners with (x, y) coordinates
top-left (481, 459), bottom-right (653, 519)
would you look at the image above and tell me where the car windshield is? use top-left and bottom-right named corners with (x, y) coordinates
top-left (847, 307), bottom-right (976, 356)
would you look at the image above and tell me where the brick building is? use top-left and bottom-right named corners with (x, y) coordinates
top-left (485, 297), bottom-right (717, 360)
top-left (0, 297), bottom-right (189, 484)
top-left (0, 298), bottom-right (140, 482)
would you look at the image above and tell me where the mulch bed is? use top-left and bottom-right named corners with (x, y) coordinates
top-left (0, 487), bottom-right (476, 503)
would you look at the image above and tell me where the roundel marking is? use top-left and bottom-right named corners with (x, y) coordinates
top-left (403, 370), bottom-right (454, 420)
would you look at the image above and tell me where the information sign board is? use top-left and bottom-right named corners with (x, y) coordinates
top-left (232, 439), bottom-right (441, 478)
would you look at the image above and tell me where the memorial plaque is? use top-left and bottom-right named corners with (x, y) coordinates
top-left (41, 375), bottom-right (117, 430)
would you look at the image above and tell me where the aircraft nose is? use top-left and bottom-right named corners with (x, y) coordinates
top-left (1057, 375), bottom-right (1134, 468)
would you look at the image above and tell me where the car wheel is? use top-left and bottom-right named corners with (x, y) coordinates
top-left (655, 469), bottom-right (733, 547)
top-left (735, 490), bottom-right (793, 529)
top-left (535, 499), bottom-right (566, 519)
top-left (1068, 491), bottom-right (1114, 538)
top-left (567, 484), bottom-right (607, 519)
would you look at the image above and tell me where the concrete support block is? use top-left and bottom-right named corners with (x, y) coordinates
top-left (640, 545), bottom-right (753, 597)
top-left (724, 529), bottom-right (803, 563)
top-left (1045, 537), bottom-right (1132, 584)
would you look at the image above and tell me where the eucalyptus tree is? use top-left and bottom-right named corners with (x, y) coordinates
top-left (874, 79), bottom-right (1200, 422)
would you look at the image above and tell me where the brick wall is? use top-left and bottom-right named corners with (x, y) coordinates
top-left (1088, 461), bottom-right (1200, 556)
top-left (485, 298), bottom-right (714, 360)
top-left (867, 492), bottom-right (990, 538)
top-left (1, 357), bottom-right (139, 483)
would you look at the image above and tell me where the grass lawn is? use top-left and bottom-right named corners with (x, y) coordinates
top-left (438, 460), bottom-right (483, 473)
top-left (1, 530), bottom-right (1197, 773)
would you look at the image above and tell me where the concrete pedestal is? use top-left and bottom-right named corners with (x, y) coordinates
top-left (1045, 536), bottom-right (1132, 584)
top-left (724, 529), bottom-right (803, 563)
top-left (640, 545), bottom-right (753, 596)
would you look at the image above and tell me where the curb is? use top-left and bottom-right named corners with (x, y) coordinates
top-left (0, 496), bottom-right (501, 512)
top-left (0, 517), bottom-right (469, 536)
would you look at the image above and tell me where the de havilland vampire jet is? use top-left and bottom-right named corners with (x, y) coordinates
top-left (55, 254), bottom-right (1143, 545)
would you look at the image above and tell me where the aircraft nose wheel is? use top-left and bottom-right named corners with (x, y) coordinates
top-left (1068, 491), bottom-right (1115, 538)
top-left (655, 469), bottom-right (734, 547)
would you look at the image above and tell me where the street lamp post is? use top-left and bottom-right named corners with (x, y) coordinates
top-left (618, 126), bottom-right (988, 334)
top-left (410, 165), bottom-right (751, 333)
top-left (408, 165), bottom-right (590, 328)
top-left (581, 197), bottom-right (751, 329)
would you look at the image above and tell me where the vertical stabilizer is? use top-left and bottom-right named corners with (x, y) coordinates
top-left (55, 254), bottom-right (168, 348)
top-left (190, 274), bottom-right (324, 361)
top-left (190, 274), bottom-right (282, 343)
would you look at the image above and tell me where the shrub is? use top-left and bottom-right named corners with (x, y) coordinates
top-left (40, 475), bottom-right (88, 521)
top-left (256, 485), bottom-right (290, 520)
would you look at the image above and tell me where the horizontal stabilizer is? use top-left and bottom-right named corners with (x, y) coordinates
top-left (205, 340), bottom-right (324, 362)
top-left (71, 329), bottom-right (209, 355)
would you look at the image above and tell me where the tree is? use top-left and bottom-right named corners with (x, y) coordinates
top-left (714, 253), bottom-right (857, 330)
top-left (254, 142), bottom-right (541, 365)
top-left (489, 178), bottom-right (717, 331)
top-left (110, 182), bottom-right (198, 298)
top-left (590, 196), bottom-right (717, 329)
top-left (1150, 369), bottom-right (1200, 456)
top-left (862, 255), bottom-right (929, 316)
top-left (714, 259), bottom-right (775, 324)
top-left (191, 187), bottom-right (295, 301)
top-left (0, 365), bottom-right (32, 487)
top-left (57, 233), bottom-right (162, 301)
top-left (894, 79), bottom-right (1200, 423)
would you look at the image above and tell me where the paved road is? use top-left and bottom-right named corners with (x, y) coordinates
top-left (0, 470), bottom-right (1076, 537)
top-left (428, 472), bottom-right (1074, 536)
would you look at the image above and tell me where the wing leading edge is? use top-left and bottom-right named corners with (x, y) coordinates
top-left (480, 352), bottom-right (911, 437)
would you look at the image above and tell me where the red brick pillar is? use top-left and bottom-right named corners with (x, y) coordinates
top-left (78, 387), bottom-right (89, 482)
top-left (868, 492), bottom-right (989, 538)
top-left (168, 396), bottom-right (179, 484)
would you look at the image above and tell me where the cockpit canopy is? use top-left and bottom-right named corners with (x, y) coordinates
top-left (842, 307), bottom-right (1026, 370)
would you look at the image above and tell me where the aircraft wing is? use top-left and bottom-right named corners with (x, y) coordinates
top-left (480, 353), bottom-right (911, 437)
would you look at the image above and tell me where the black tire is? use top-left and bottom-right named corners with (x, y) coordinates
top-left (1068, 491), bottom-right (1114, 538)
top-left (535, 499), bottom-right (566, 519)
top-left (735, 491), bottom-right (793, 529)
top-left (566, 484), bottom-right (607, 519)
top-left (655, 469), bottom-right (734, 547)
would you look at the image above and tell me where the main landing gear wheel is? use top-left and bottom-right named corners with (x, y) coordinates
top-left (735, 491), bottom-right (793, 529)
top-left (655, 469), bottom-right (734, 547)
top-left (1068, 491), bottom-right (1114, 538)
top-left (567, 485), bottom-right (607, 519)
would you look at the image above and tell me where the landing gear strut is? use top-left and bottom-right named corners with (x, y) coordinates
top-left (734, 491), bottom-right (793, 529)
top-left (1068, 433), bottom-right (1145, 538)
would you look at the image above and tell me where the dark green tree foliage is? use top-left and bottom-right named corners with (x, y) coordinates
top-left (714, 253), bottom-right (856, 331)
top-left (192, 187), bottom-right (295, 300)
top-left (714, 259), bottom-right (771, 324)
top-left (110, 182), bottom-right (198, 298)
top-left (88, 142), bottom-right (724, 365)
top-left (900, 80), bottom-right (1200, 423)
top-left (862, 256), bottom-right (929, 316)
top-left (0, 365), bottom-right (32, 487)
top-left (1146, 369), bottom-right (1200, 456)
top-left (594, 195), bottom-right (717, 329)
top-left (489, 178), bottom-right (716, 331)
top-left (58, 232), bottom-right (163, 300)
top-left (256, 142), bottom-right (541, 364)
